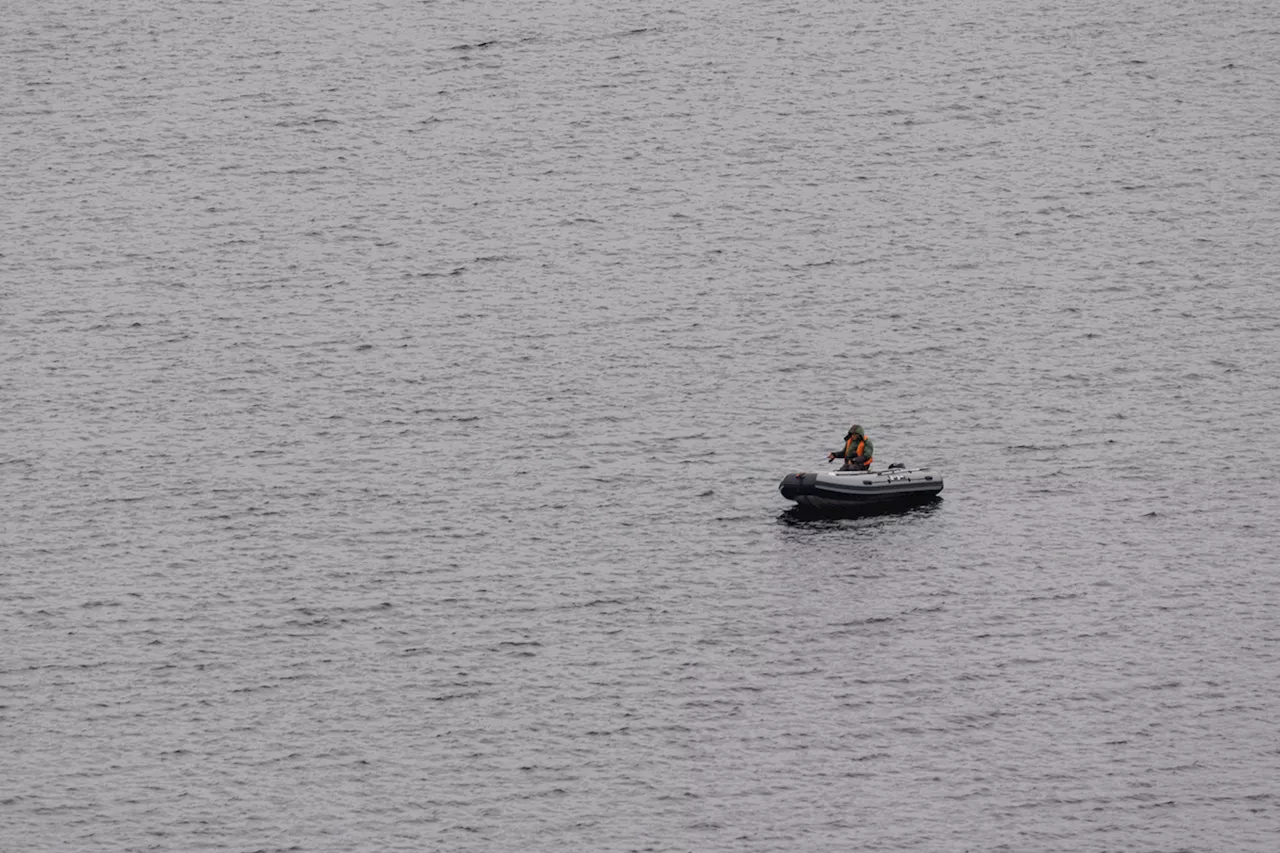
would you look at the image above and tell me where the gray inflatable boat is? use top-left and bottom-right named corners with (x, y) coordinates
top-left (779, 464), bottom-right (943, 514)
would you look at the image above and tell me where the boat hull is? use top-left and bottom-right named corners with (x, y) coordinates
top-left (779, 467), bottom-right (943, 514)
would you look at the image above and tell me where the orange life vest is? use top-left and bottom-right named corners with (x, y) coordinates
top-left (844, 435), bottom-right (871, 464)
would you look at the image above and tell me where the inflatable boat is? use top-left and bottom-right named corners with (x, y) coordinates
top-left (779, 464), bottom-right (943, 514)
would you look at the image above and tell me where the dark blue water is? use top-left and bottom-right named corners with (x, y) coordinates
top-left (4, 1), bottom-right (1279, 850)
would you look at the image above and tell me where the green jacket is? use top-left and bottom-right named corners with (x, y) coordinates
top-left (833, 433), bottom-right (874, 467)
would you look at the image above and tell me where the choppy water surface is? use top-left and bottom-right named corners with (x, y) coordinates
top-left (4, 0), bottom-right (1279, 850)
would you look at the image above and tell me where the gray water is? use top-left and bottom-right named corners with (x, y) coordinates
top-left (4, 1), bottom-right (1280, 850)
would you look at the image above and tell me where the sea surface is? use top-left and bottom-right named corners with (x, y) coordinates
top-left (3, 1), bottom-right (1279, 850)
